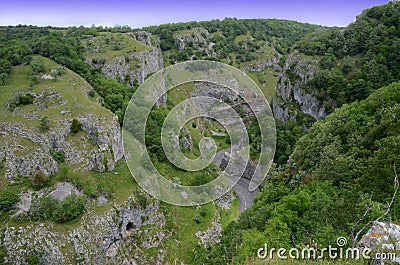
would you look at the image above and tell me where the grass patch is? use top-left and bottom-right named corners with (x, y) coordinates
top-left (162, 202), bottom-right (216, 263)
top-left (83, 32), bottom-right (147, 61)
top-left (247, 68), bottom-right (278, 103)
top-left (220, 197), bottom-right (240, 228)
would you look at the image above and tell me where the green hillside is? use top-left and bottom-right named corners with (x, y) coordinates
top-left (0, 2), bottom-right (399, 264)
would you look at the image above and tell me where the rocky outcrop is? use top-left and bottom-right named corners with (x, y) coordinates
top-left (243, 57), bottom-right (281, 73)
top-left (78, 113), bottom-right (124, 172)
top-left (86, 32), bottom-right (164, 87)
top-left (128, 31), bottom-right (154, 46)
top-left (271, 53), bottom-right (326, 123)
top-left (1, 122), bottom-right (59, 178)
top-left (2, 193), bottom-right (167, 265)
top-left (0, 111), bottom-right (123, 180)
top-left (174, 28), bottom-right (210, 51)
top-left (89, 47), bottom-right (164, 86)
top-left (358, 222), bottom-right (400, 263)
top-left (49, 182), bottom-right (82, 201)
top-left (196, 212), bottom-right (222, 249)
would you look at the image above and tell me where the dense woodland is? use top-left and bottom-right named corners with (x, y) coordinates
top-left (0, 2), bottom-right (400, 264)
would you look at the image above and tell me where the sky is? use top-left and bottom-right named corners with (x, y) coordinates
top-left (0, 0), bottom-right (389, 28)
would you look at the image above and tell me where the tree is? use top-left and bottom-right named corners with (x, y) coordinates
top-left (0, 190), bottom-right (19, 211)
top-left (38, 116), bottom-right (50, 132)
top-left (0, 73), bottom-right (8, 85)
top-left (70, 119), bottom-right (82, 133)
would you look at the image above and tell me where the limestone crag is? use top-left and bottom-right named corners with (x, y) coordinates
top-left (86, 33), bottom-right (164, 86)
top-left (358, 221), bottom-right (400, 263)
top-left (272, 53), bottom-right (326, 123)
top-left (196, 212), bottom-right (222, 249)
top-left (242, 56), bottom-right (281, 72)
top-left (2, 194), bottom-right (167, 265)
top-left (0, 112), bottom-right (123, 179)
top-left (174, 28), bottom-right (210, 51)
top-left (128, 31), bottom-right (154, 46)
top-left (0, 122), bottom-right (59, 179)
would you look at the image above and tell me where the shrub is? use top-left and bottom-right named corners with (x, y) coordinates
top-left (30, 59), bottom-right (45, 75)
top-left (0, 190), bottom-right (19, 211)
top-left (88, 89), bottom-right (96, 98)
top-left (9, 93), bottom-right (35, 110)
top-left (30, 194), bottom-right (86, 223)
top-left (55, 195), bottom-right (86, 223)
top-left (70, 119), bottom-right (82, 133)
top-left (193, 214), bottom-right (201, 224)
top-left (31, 171), bottom-right (49, 188)
top-left (50, 149), bottom-right (65, 163)
top-left (38, 116), bottom-right (50, 132)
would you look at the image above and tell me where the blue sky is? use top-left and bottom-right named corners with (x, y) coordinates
top-left (0, 0), bottom-right (388, 27)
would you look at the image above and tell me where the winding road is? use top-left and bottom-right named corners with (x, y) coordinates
top-left (213, 148), bottom-right (259, 212)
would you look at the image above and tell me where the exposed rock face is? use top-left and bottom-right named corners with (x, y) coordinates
top-left (13, 190), bottom-right (33, 216)
top-left (100, 47), bottom-right (164, 85)
top-left (179, 126), bottom-right (193, 152)
top-left (78, 113), bottom-right (124, 172)
top-left (128, 31), bottom-right (154, 46)
top-left (0, 112), bottom-right (123, 180)
top-left (358, 221), bottom-right (400, 263)
top-left (271, 53), bottom-right (326, 123)
top-left (0, 122), bottom-right (59, 179)
top-left (243, 57), bottom-right (281, 73)
top-left (49, 182), bottom-right (82, 201)
top-left (2, 194), bottom-right (167, 265)
top-left (193, 81), bottom-right (239, 102)
top-left (174, 28), bottom-right (210, 51)
top-left (86, 32), bottom-right (164, 86)
top-left (196, 212), bottom-right (222, 249)
top-left (215, 190), bottom-right (235, 210)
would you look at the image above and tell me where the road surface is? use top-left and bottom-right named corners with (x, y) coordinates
top-left (213, 148), bottom-right (259, 212)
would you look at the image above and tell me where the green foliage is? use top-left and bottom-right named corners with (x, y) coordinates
top-left (275, 120), bottom-right (306, 164)
top-left (0, 246), bottom-right (7, 264)
top-left (30, 194), bottom-right (86, 223)
top-left (0, 190), bottom-right (19, 211)
top-left (30, 58), bottom-right (45, 75)
top-left (206, 82), bottom-right (399, 264)
top-left (145, 107), bottom-right (168, 162)
top-left (49, 149), bottom-right (65, 163)
top-left (144, 18), bottom-right (323, 63)
top-left (70, 118), bottom-right (82, 133)
top-left (9, 93), bottom-right (34, 110)
top-left (297, 2), bottom-right (400, 108)
top-left (38, 116), bottom-right (50, 132)
top-left (290, 82), bottom-right (400, 199)
top-left (0, 59), bottom-right (11, 75)
top-left (88, 89), bottom-right (96, 98)
top-left (26, 256), bottom-right (40, 265)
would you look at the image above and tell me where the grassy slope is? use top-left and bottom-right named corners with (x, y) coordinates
top-left (0, 56), bottom-right (240, 264)
top-left (247, 68), bottom-right (279, 103)
top-left (83, 32), bottom-right (149, 70)
top-left (143, 82), bottom-right (241, 263)
top-left (0, 56), bottom-right (110, 123)
top-left (0, 56), bottom-right (138, 216)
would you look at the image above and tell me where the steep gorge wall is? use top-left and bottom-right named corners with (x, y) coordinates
top-left (272, 53), bottom-right (326, 123)
top-left (86, 31), bottom-right (164, 86)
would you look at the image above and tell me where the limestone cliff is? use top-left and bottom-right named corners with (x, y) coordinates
top-left (174, 27), bottom-right (210, 51)
top-left (272, 53), bottom-right (326, 123)
top-left (99, 47), bottom-right (164, 85)
top-left (0, 57), bottom-right (124, 180)
top-left (2, 193), bottom-right (167, 265)
top-left (85, 32), bottom-right (164, 86)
